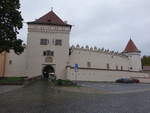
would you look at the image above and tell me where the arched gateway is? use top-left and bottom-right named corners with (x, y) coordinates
top-left (42, 65), bottom-right (55, 79)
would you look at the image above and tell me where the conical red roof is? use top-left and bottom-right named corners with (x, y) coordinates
top-left (123, 39), bottom-right (140, 53)
top-left (28, 10), bottom-right (71, 27)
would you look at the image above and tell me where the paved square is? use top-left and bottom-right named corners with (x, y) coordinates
top-left (0, 80), bottom-right (150, 113)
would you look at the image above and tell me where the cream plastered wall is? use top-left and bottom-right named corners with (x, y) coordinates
top-left (67, 68), bottom-right (149, 82)
top-left (4, 50), bottom-right (27, 77)
top-left (0, 52), bottom-right (6, 76)
top-left (69, 48), bottom-right (130, 71)
top-left (27, 24), bottom-right (71, 79)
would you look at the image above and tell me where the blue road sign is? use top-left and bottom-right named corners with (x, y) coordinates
top-left (74, 64), bottom-right (78, 72)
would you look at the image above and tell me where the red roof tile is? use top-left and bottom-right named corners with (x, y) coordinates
top-left (123, 39), bottom-right (140, 53)
top-left (28, 10), bottom-right (71, 27)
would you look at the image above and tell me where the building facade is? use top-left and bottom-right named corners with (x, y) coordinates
top-left (0, 10), bottom-right (147, 81)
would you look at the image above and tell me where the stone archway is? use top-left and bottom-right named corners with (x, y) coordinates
top-left (42, 65), bottom-right (55, 79)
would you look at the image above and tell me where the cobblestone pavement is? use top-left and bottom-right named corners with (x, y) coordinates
top-left (1, 80), bottom-right (150, 113)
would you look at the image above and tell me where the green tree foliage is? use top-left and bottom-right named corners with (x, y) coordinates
top-left (141, 56), bottom-right (150, 66)
top-left (0, 0), bottom-right (24, 55)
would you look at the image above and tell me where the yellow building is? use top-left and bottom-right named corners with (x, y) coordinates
top-left (0, 52), bottom-right (6, 77)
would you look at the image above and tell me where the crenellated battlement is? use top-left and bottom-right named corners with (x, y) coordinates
top-left (70, 44), bottom-right (128, 58)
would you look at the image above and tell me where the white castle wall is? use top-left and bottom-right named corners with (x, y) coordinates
top-left (67, 45), bottom-right (145, 82)
top-left (67, 67), bottom-right (149, 82)
top-left (5, 49), bottom-right (27, 77)
top-left (69, 45), bottom-right (130, 71)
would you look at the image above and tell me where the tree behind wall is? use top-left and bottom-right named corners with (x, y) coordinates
top-left (141, 56), bottom-right (150, 66)
top-left (0, 0), bottom-right (24, 55)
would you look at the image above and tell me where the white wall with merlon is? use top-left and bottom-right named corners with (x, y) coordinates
top-left (69, 48), bottom-right (130, 71)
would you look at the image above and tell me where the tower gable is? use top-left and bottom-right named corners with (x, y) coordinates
top-left (123, 39), bottom-right (140, 53)
top-left (27, 10), bottom-right (71, 27)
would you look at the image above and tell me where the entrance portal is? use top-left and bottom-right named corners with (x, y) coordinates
top-left (42, 65), bottom-right (55, 79)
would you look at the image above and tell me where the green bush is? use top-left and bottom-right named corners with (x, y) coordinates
top-left (54, 79), bottom-right (76, 86)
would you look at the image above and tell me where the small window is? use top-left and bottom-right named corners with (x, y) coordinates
top-left (121, 66), bottom-right (123, 70)
top-left (69, 49), bottom-right (72, 55)
top-left (107, 64), bottom-right (109, 70)
top-left (43, 51), bottom-right (46, 56)
top-left (43, 50), bottom-right (54, 56)
top-left (47, 50), bottom-right (54, 56)
top-left (40, 39), bottom-right (49, 45)
top-left (87, 62), bottom-right (91, 68)
top-left (9, 60), bottom-right (12, 64)
top-left (55, 39), bottom-right (62, 46)
top-left (129, 67), bottom-right (132, 70)
top-left (116, 65), bottom-right (118, 70)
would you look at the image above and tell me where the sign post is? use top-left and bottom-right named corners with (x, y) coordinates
top-left (74, 64), bottom-right (78, 83)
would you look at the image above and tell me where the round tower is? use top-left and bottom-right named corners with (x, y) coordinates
top-left (123, 39), bottom-right (142, 71)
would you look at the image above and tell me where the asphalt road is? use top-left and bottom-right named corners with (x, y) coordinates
top-left (78, 81), bottom-right (150, 93)
top-left (0, 80), bottom-right (150, 113)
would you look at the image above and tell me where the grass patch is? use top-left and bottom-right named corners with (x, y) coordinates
top-left (0, 77), bottom-right (25, 83)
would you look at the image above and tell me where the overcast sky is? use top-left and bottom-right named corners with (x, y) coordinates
top-left (19, 0), bottom-right (150, 55)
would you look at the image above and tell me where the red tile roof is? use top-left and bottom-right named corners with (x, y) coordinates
top-left (143, 66), bottom-right (150, 71)
top-left (28, 11), bottom-right (71, 27)
top-left (123, 39), bottom-right (140, 53)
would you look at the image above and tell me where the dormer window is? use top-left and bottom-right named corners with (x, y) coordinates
top-left (48, 19), bottom-right (51, 22)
